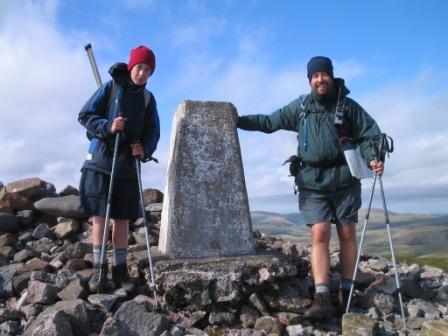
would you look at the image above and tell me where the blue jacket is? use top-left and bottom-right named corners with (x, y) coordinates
top-left (78, 63), bottom-right (160, 179)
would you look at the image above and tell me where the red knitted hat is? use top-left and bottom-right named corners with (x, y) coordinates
top-left (127, 45), bottom-right (156, 75)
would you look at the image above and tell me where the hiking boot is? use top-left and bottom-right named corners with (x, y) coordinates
top-left (112, 263), bottom-right (135, 291)
top-left (335, 288), bottom-right (351, 317)
top-left (88, 263), bottom-right (108, 293)
top-left (304, 293), bottom-right (335, 321)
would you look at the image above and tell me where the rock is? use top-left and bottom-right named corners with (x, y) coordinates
top-left (342, 313), bottom-right (379, 336)
top-left (209, 310), bottom-right (236, 325)
top-left (57, 278), bottom-right (87, 301)
top-left (0, 234), bottom-right (15, 247)
top-left (34, 195), bottom-right (87, 219)
top-left (100, 300), bottom-right (170, 336)
top-left (88, 293), bottom-right (120, 311)
top-left (0, 213), bottom-right (20, 233)
top-left (23, 299), bottom-right (91, 336)
top-left (32, 223), bottom-right (51, 240)
top-left (144, 188), bottom-right (164, 205)
top-left (240, 305), bottom-right (260, 328)
top-left (262, 279), bottom-right (311, 314)
top-left (407, 298), bottom-right (441, 320)
top-left (5, 178), bottom-right (52, 199)
top-left (53, 218), bottom-right (79, 239)
top-left (0, 263), bottom-right (23, 297)
top-left (0, 246), bottom-right (15, 259)
top-left (249, 293), bottom-right (270, 316)
top-left (0, 321), bottom-right (19, 335)
top-left (27, 280), bottom-right (59, 304)
top-left (58, 242), bottom-right (92, 263)
top-left (146, 202), bottom-right (163, 212)
top-left (0, 192), bottom-right (33, 211)
top-left (16, 209), bottom-right (34, 226)
top-left (254, 316), bottom-right (283, 335)
top-left (420, 319), bottom-right (448, 336)
top-left (58, 185), bottom-right (79, 197)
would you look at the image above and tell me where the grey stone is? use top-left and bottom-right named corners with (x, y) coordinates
top-left (58, 242), bottom-right (92, 263)
top-left (57, 278), bottom-right (87, 301)
top-left (341, 313), bottom-right (379, 336)
top-left (58, 185), bottom-right (79, 197)
top-left (146, 202), bottom-right (163, 212)
top-left (27, 280), bottom-right (59, 304)
top-left (286, 324), bottom-right (313, 336)
top-left (28, 310), bottom-right (74, 336)
top-left (34, 195), bottom-right (87, 218)
top-left (407, 298), bottom-right (441, 320)
top-left (0, 263), bottom-right (23, 297)
top-left (32, 223), bottom-right (50, 239)
top-left (249, 293), bottom-right (270, 316)
top-left (23, 299), bottom-right (90, 336)
top-left (0, 213), bottom-right (20, 233)
top-left (17, 209), bottom-right (34, 226)
top-left (100, 300), bottom-right (169, 336)
top-left (209, 310), bottom-right (236, 325)
top-left (0, 320), bottom-right (19, 335)
top-left (159, 100), bottom-right (254, 258)
top-left (88, 293), bottom-right (120, 311)
top-left (262, 280), bottom-right (311, 314)
top-left (240, 305), bottom-right (260, 328)
top-left (144, 188), bottom-right (164, 205)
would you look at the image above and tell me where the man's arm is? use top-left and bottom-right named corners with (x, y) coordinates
top-left (237, 98), bottom-right (301, 133)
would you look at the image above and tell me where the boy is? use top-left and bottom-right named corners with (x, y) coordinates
top-left (79, 45), bottom-right (160, 292)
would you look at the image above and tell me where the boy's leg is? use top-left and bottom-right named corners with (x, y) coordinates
top-left (111, 219), bottom-right (134, 290)
top-left (89, 216), bottom-right (108, 292)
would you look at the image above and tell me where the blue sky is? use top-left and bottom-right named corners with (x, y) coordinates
top-left (1, 0), bottom-right (447, 214)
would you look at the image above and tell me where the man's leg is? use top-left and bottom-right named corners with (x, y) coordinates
top-left (337, 221), bottom-right (357, 280)
top-left (310, 222), bottom-right (331, 287)
top-left (304, 222), bottom-right (335, 320)
top-left (337, 221), bottom-right (357, 312)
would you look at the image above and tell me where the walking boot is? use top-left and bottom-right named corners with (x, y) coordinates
top-left (335, 288), bottom-right (351, 317)
top-left (88, 263), bottom-right (108, 293)
top-left (304, 293), bottom-right (335, 321)
top-left (112, 263), bottom-right (135, 292)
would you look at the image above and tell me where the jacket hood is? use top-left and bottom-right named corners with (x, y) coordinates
top-left (108, 62), bottom-right (146, 91)
top-left (334, 78), bottom-right (350, 97)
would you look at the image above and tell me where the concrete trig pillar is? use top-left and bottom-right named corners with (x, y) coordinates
top-left (158, 100), bottom-right (254, 258)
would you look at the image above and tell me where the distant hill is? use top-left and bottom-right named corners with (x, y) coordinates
top-left (251, 209), bottom-right (448, 261)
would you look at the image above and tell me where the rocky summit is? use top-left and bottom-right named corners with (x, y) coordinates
top-left (0, 177), bottom-right (447, 336)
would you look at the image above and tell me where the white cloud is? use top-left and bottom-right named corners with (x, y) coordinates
top-left (0, 1), bottom-right (100, 190)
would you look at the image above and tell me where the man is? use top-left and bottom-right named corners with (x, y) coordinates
top-left (237, 56), bottom-right (384, 320)
top-left (78, 45), bottom-right (160, 292)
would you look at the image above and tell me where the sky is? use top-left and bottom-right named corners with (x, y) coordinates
top-left (1, 0), bottom-right (447, 215)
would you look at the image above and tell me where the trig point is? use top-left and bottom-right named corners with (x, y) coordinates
top-left (158, 100), bottom-right (254, 258)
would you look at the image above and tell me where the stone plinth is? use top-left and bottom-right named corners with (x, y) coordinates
top-left (159, 101), bottom-right (254, 258)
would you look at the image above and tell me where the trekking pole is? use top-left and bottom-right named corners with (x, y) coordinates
top-left (378, 169), bottom-right (408, 333)
top-left (134, 150), bottom-right (158, 309)
top-left (85, 43), bottom-right (102, 87)
top-left (345, 158), bottom-right (378, 314)
top-left (346, 134), bottom-right (386, 313)
top-left (85, 43), bottom-right (122, 293)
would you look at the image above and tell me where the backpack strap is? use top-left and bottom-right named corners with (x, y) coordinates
top-left (298, 94), bottom-right (311, 152)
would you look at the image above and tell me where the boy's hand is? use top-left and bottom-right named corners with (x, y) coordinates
top-left (111, 116), bottom-right (126, 133)
top-left (370, 160), bottom-right (384, 176)
top-left (131, 143), bottom-right (145, 159)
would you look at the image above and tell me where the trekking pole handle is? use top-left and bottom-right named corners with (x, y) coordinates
top-left (85, 43), bottom-right (103, 88)
top-left (133, 139), bottom-right (159, 163)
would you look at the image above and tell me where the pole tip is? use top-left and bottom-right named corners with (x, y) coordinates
top-left (84, 43), bottom-right (92, 51)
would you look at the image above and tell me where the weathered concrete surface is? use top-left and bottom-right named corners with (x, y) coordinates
top-left (159, 101), bottom-right (254, 258)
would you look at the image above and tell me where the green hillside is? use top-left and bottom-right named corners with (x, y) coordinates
top-left (251, 209), bottom-right (448, 270)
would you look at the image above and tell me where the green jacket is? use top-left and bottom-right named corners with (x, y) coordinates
top-left (237, 78), bottom-right (381, 191)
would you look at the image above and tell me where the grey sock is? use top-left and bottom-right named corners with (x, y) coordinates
top-left (114, 248), bottom-right (127, 266)
top-left (93, 245), bottom-right (102, 265)
top-left (315, 283), bottom-right (330, 294)
top-left (340, 278), bottom-right (353, 290)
